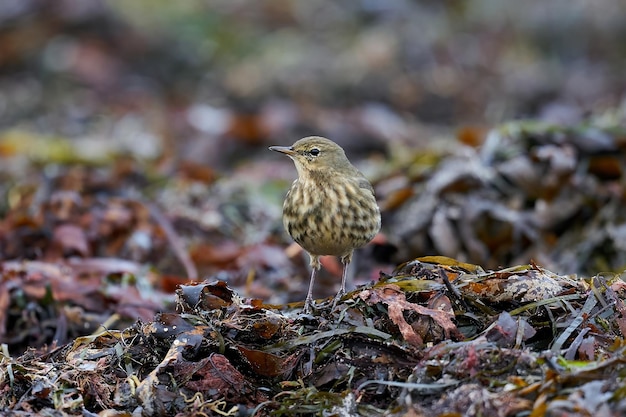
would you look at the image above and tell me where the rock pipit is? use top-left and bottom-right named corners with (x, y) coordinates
top-left (270, 136), bottom-right (381, 312)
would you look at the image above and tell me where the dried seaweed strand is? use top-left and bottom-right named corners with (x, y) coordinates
top-left (551, 293), bottom-right (597, 353)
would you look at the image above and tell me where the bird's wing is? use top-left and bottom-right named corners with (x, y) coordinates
top-left (357, 178), bottom-right (375, 195)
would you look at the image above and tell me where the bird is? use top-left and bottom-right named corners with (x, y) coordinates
top-left (269, 136), bottom-right (381, 313)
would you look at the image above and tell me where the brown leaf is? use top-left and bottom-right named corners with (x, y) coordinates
top-left (179, 160), bottom-right (217, 184)
top-left (457, 125), bottom-right (487, 147)
top-left (578, 336), bottom-right (596, 361)
top-left (359, 284), bottom-right (460, 346)
top-left (227, 112), bottom-right (269, 145)
top-left (237, 346), bottom-right (298, 378)
top-left (587, 154), bottom-right (622, 180)
top-left (176, 280), bottom-right (234, 312)
top-left (380, 187), bottom-right (414, 211)
top-left (52, 224), bottom-right (91, 257)
top-left (251, 315), bottom-right (282, 339)
top-left (183, 353), bottom-right (267, 405)
top-left (190, 241), bottom-right (242, 268)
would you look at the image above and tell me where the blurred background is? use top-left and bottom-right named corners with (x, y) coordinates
top-left (1, 0), bottom-right (625, 162)
top-left (1, 0), bottom-right (625, 280)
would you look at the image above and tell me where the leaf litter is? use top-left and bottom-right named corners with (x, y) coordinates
top-left (0, 119), bottom-right (625, 416)
top-left (2, 253), bottom-right (626, 415)
top-left (0, 115), bottom-right (624, 416)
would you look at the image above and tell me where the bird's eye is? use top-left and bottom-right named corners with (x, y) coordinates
top-left (309, 148), bottom-right (320, 156)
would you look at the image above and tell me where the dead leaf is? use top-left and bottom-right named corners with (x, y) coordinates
top-left (359, 284), bottom-right (460, 346)
top-left (237, 346), bottom-right (298, 378)
top-left (51, 224), bottom-right (91, 257)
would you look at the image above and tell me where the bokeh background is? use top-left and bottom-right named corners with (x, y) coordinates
top-left (2, 0), bottom-right (625, 160)
top-left (1, 0), bottom-right (625, 282)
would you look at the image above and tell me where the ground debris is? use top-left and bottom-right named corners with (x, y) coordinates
top-left (1, 257), bottom-right (625, 416)
top-left (388, 121), bottom-right (626, 277)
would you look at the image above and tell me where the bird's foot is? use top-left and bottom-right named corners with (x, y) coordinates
top-left (302, 296), bottom-right (315, 315)
top-left (330, 289), bottom-right (346, 312)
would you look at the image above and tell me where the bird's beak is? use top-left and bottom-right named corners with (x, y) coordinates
top-left (269, 145), bottom-right (295, 156)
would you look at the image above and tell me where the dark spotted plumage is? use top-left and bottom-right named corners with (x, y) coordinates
top-left (269, 136), bottom-right (381, 312)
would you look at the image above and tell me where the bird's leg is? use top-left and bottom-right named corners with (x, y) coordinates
top-left (304, 255), bottom-right (321, 313)
top-left (303, 268), bottom-right (318, 313)
top-left (332, 252), bottom-right (353, 310)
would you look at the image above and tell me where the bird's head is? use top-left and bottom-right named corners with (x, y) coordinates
top-left (269, 136), bottom-right (354, 178)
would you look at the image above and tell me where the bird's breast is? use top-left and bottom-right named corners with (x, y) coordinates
top-left (282, 177), bottom-right (381, 257)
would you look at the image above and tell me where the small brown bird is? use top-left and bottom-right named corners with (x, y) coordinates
top-left (270, 136), bottom-right (381, 312)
